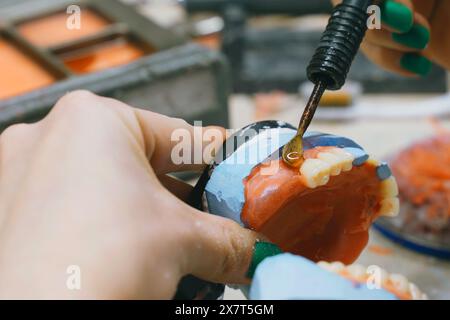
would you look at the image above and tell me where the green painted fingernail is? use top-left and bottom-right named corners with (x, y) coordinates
top-left (381, 0), bottom-right (413, 33)
top-left (246, 242), bottom-right (282, 278)
top-left (400, 53), bottom-right (432, 76)
top-left (393, 24), bottom-right (430, 49)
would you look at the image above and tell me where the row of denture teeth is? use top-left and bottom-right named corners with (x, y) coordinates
top-left (299, 149), bottom-right (400, 217)
top-left (317, 261), bottom-right (428, 300)
top-left (300, 148), bottom-right (354, 188)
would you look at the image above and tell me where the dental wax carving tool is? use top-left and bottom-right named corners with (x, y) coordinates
top-left (283, 0), bottom-right (373, 167)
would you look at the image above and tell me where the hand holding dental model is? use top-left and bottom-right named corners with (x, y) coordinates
top-left (0, 91), bottom-right (259, 299)
top-left (0, 92), bottom-right (427, 299)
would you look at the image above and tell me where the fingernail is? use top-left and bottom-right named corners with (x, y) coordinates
top-left (393, 24), bottom-right (430, 49)
top-left (246, 241), bottom-right (283, 279)
top-left (381, 0), bottom-right (413, 33)
top-left (400, 53), bottom-right (432, 76)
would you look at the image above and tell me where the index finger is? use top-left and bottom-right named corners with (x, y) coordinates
top-left (46, 91), bottom-right (227, 175)
top-left (134, 109), bottom-right (227, 174)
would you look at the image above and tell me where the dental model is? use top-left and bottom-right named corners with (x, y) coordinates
top-left (317, 261), bottom-right (428, 300)
top-left (204, 121), bottom-right (399, 264)
top-left (248, 253), bottom-right (427, 300)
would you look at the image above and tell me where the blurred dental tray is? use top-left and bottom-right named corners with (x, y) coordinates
top-left (0, 0), bottom-right (230, 131)
top-left (374, 219), bottom-right (450, 260)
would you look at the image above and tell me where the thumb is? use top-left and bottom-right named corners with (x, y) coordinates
top-left (182, 211), bottom-right (280, 285)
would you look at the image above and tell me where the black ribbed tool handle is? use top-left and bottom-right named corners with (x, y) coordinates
top-left (307, 0), bottom-right (372, 90)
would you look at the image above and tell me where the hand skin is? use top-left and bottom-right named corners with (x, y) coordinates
top-left (0, 90), bottom-right (258, 299)
top-left (332, 0), bottom-right (450, 76)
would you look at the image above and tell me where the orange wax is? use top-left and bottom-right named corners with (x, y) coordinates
top-left (0, 38), bottom-right (56, 100)
top-left (17, 9), bottom-right (110, 47)
top-left (242, 152), bottom-right (382, 264)
top-left (61, 39), bottom-right (147, 74)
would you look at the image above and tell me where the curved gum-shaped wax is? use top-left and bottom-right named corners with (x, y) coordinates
top-left (241, 153), bottom-right (384, 264)
top-left (205, 127), bottom-right (371, 224)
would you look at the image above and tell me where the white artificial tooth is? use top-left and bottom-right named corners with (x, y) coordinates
top-left (366, 158), bottom-right (380, 167)
top-left (328, 148), bottom-right (354, 172)
top-left (378, 197), bottom-right (400, 217)
top-left (329, 261), bottom-right (345, 272)
top-left (409, 283), bottom-right (423, 300)
top-left (347, 264), bottom-right (367, 279)
top-left (389, 274), bottom-right (409, 294)
top-left (300, 158), bottom-right (331, 188)
top-left (380, 176), bottom-right (399, 198)
top-left (317, 152), bottom-right (342, 176)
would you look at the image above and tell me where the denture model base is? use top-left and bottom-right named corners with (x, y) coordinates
top-left (317, 260), bottom-right (428, 300)
top-left (203, 121), bottom-right (399, 264)
top-left (249, 254), bottom-right (427, 300)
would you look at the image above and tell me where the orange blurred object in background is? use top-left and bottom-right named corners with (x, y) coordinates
top-left (17, 9), bottom-right (110, 47)
top-left (0, 38), bottom-right (56, 100)
top-left (193, 33), bottom-right (222, 51)
top-left (61, 39), bottom-right (147, 74)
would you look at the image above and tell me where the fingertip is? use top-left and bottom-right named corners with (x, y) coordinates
top-left (400, 53), bottom-right (433, 77)
top-left (185, 212), bottom-right (259, 284)
top-left (391, 11), bottom-right (431, 50)
top-left (204, 125), bottom-right (227, 146)
top-left (381, 0), bottom-right (414, 34)
top-left (360, 42), bottom-right (424, 78)
top-left (205, 125), bottom-right (226, 134)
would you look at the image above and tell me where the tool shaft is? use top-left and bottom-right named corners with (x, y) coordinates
top-left (297, 81), bottom-right (327, 136)
top-left (281, 82), bottom-right (326, 167)
top-left (282, 0), bottom-right (372, 167)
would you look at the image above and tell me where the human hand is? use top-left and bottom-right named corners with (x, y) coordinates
top-left (0, 91), bottom-right (259, 299)
top-left (332, 0), bottom-right (450, 76)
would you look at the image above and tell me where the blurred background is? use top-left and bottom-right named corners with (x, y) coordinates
top-left (0, 0), bottom-right (449, 299)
